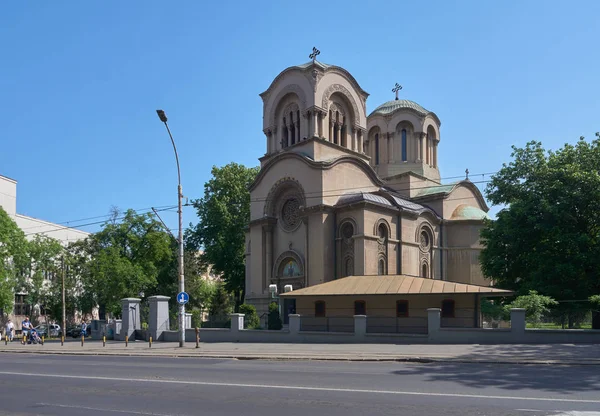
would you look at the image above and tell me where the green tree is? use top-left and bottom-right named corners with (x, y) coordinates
top-left (268, 302), bottom-right (282, 330)
top-left (25, 235), bottom-right (63, 321)
top-left (80, 209), bottom-right (174, 317)
top-left (504, 290), bottom-right (558, 326)
top-left (480, 136), bottom-right (600, 327)
top-left (239, 303), bottom-right (260, 329)
top-left (187, 163), bottom-right (259, 311)
top-left (0, 207), bottom-right (29, 314)
top-left (208, 282), bottom-right (232, 320)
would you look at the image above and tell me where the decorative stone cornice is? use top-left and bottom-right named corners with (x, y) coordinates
top-left (321, 83), bottom-right (361, 126)
top-left (249, 144), bottom-right (379, 192)
top-left (249, 216), bottom-right (278, 227)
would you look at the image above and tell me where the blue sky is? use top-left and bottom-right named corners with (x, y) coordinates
top-left (1, 1), bottom-right (599, 235)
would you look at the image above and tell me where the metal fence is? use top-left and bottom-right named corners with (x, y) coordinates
top-left (366, 316), bottom-right (428, 334)
top-left (300, 316), bottom-right (354, 333)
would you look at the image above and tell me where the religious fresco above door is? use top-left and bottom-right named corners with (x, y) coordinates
top-left (280, 258), bottom-right (302, 277)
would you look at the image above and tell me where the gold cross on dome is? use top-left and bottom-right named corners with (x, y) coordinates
top-left (392, 83), bottom-right (402, 100)
top-left (309, 47), bottom-right (320, 63)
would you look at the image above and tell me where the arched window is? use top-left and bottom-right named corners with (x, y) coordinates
top-left (375, 133), bottom-right (380, 165)
top-left (315, 301), bottom-right (326, 317)
top-left (354, 300), bottom-right (366, 316)
top-left (401, 129), bottom-right (407, 162)
top-left (378, 223), bottom-right (387, 239)
top-left (290, 112), bottom-right (296, 145)
top-left (282, 118), bottom-right (289, 148)
top-left (396, 300), bottom-right (409, 317)
top-left (421, 263), bottom-right (429, 278)
top-left (441, 299), bottom-right (455, 318)
top-left (344, 257), bottom-right (354, 277)
top-left (378, 258), bottom-right (386, 275)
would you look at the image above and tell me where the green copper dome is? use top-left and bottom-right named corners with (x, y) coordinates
top-left (369, 99), bottom-right (431, 117)
top-left (450, 204), bottom-right (491, 221)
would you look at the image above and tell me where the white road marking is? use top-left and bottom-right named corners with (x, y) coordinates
top-left (37, 403), bottom-right (181, 416)
top-left (2, 371), bottom-right (599, 405)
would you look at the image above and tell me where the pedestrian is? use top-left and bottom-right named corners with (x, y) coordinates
top-left (5, 319), bottom-right (14, 342)
top-left (21, 317), bottom-right (32, 344)
top-left (80, 320), bottom-right (87, 338)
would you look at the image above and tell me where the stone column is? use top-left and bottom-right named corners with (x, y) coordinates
top-left (354, 315), bottom-right (367, 338)
top-left (427, 308), bottom-right (441, 342)
top-left (358, 130), bottom-right (364, 154)
top-left (120, 298), bottom-right (141, 341)
top-left (288, 314), bottom-right (301, 335)
top-left (350, 127), bottom-right (357, 151)
top-left (318, 111), bottom-right (324, 138)
top-left (418, 132), bottom-right (426, 162)
top-left (388, 132), bottom-right (394, 163)
top-left (263, 224), bottom-right (273, 291)
top-left (148, 295), bottom-right (170, 341)
top-left (264, 131), bottom-right (270, 154)
top-left (312, 111), bottom-right (318, 138)
top-left (510, 308), bottom-right (526, 336)
top-left (230, 313), bottom-right (245, 332)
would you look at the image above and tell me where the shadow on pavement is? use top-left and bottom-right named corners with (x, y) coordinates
top-left (393, 344), bottom-right (600, 394)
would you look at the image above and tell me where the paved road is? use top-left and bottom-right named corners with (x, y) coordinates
top-left (0, 354), bottom-right (598, 416)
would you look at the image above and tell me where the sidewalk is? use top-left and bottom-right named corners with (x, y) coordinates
top-left (2, 339), bottom-right (599, 365)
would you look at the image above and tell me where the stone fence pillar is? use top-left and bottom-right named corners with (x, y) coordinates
top-left (148, 295), bottom-right (170, 341)
top-left (288, 314), bottom-right (301, 334)
top-left (354, 315), bottom-right (367, 338)
top-left (230, 313), bottom-right (245, 332)
top-left (119, 298), bottom-right (141, 341)
top-left (427, 308), bottom-right (441, 342)
top-left (510, 308), bottom-right (526, 342)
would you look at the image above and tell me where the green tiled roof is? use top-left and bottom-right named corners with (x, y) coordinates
top-left (369, 99), bottom-right (431, 117)
top-left (415, 182), bottom-right (458, 197)
top-left (450, 204), bottom-right (491, 221)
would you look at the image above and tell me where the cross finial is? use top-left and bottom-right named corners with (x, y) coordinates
top-left (309, 47), bottom-right (320, 63)
top-left (465, 168), bottom-right (470, 180)
top-left (392, 83), bottom-right (402, 100)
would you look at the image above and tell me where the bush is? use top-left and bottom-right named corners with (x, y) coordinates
top-left (268, 302), bottom-right (282, 330)
top-left (191, 309), bottom-right (202, 328)
top-left (239, 304), bottom-right (260, 329)
top-left (505, 290), bottom-right (558, 325)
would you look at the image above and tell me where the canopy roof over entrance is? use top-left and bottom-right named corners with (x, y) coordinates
top-left (280, 275), bottom-right (512, 297)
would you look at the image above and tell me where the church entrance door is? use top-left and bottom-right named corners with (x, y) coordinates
top-left (282, 298), bottom-right (296, 325)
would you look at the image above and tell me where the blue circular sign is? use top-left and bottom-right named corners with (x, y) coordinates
top-left (176, 291), bottom-right (189, 305)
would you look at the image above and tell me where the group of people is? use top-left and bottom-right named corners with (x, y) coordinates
top-left (3, 317), bottom-right (89, 344)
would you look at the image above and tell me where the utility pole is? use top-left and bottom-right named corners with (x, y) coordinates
top-left (61, 256), bottom-right (66, 340)
top-left (156, 109), bottom-right (185, 347)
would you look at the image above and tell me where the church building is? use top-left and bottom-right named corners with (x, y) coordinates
top-left (245, 50), bottom-right (505, 326)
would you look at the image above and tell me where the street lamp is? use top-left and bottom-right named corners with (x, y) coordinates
top-left (156, 109), bottom-right (186, 347)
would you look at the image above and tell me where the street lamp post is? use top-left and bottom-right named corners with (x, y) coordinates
top-left (156, 109), bottom-right (185, 347)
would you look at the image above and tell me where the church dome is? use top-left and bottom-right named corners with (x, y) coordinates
top-left (449, 204), bottom-right (491, 221)
top-left (369, 99), bottom-right (431, 117)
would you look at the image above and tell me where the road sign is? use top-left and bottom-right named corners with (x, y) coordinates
top-left (176, 291), bottom-right (189, 305)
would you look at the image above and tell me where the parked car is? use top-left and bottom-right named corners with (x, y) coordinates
top-left (34, 324), bottom-right (61, 338)
top-left (69, 324), bottom-right (91, 338)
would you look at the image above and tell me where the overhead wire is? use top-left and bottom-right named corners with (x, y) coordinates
top-left (19, 170), bottom-right (497, 237)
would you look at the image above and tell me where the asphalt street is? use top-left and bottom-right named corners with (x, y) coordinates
top-left (0, 353), bottom-right (598, 416)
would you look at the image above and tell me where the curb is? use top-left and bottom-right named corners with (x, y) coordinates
top-left (2, 349), bottom-right (599, 366)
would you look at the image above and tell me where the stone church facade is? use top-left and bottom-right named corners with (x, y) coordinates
top-left (245, 55), bottom-right (490, 316)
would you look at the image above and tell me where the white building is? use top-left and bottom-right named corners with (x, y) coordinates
top-left (1, 174), bottom-right (89, 323)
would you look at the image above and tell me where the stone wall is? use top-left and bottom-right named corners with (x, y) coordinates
top-left (157, 310), bottom-right (600, 344)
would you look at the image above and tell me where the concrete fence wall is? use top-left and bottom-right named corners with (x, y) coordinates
top-left (157, 309), bottom-right (600, 344)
